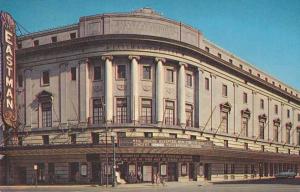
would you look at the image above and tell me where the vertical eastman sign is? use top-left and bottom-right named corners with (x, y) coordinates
top-left (0, 12), bottom-right (17, 128)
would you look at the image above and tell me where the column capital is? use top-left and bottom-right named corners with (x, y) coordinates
top-left (155, 57), bottom-right (166, 63)
top-left (128, 55), bottom-right (140, 61)
top-left (179, 62), bottom-right (188, 68)
top-left (78, 58), bottom-right (90, 64)
top-left (233, 82), bottom-right (239, 87)
top-left (101, 55), bottom-right (113, 61)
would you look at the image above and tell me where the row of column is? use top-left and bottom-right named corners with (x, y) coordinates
top-left (98, 55), bottom-right (201, 126)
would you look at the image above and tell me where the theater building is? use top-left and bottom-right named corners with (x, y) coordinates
top-left (1, 8), bottom-right (300, 185)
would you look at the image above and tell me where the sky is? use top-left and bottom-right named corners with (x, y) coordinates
top-left (1, 0), bottom-right (300, 90)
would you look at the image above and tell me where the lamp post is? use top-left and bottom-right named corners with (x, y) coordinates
top-left (33, 164), bottom-right (38, 187)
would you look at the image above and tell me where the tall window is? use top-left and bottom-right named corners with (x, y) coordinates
top-left (220, 111), bottom-right (229, 133)
top-left (91, 132), bottom-right (99, 144)
top-left (274, 125), bottom-right (279, 142)
top-left (287, 109), bottom-right (290, 118)
top-left (241, 117), bottom-right (249, 137)
top-left (141, 99), bottom-right (152, 124)
top-left (243, 92), bottom-right (248, 104)
top-left (259, 121), bottom-right (265, 140)
top-left (117, 65), bottom-right (126, 79)
top-left (116, 98), bottom-right (127, 123)
top-left (42, 71), bottom-right (50, 85)
top-left (185, 104), bottom-right (193, 127)
top-left (42, 135), bottom-right (49, 145)
top-left (222, 84), bottom-right (228, 97)
top-left (93, 99), bottom-right (104, 124)
top-left (186, 73), bottom-right (192, 87)
top-left (166, 69), bottom-right (174, 83)
top-left (18, 74), bottom-right (23, 87)
top-left (42, 102), bottom-right (52, 127)
top-left (286, 127), bottom-right (291, 144)
top-left (165, 101), bottom-right (175, 125)
top-left (94, 66), bottom-right (101, 80)
top-left (71, 67), bottom-right (76, 81)
top-left (260, 99), bottom-right (264, 109)
top-left (205, 78), bottom-right (209, 90)
top-left (275, 105), bottom-right (278, 115)
top-left (142, 66), bottom-right (151, 80)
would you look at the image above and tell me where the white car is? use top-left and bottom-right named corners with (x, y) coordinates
top-left (275, 170), bottom-right (297, 178)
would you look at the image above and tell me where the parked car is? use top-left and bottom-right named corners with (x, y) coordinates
top-left (275, 170), bottom-right (297, 178)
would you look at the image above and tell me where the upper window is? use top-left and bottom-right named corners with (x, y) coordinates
top-left (186, 73), bottom-right (192, 87)
top-left (218, 53), bottom-right (222, 58)
top-left (142, 65), bottom-right (151, 80)
top-left (42, 135), bottom-right (49, 145)
top-left (71, 67), bottom-right (76, 81)
top-left (243, 92), bottom-right (248, 104)
top-left (93, 99), bottom-right (104, 124)
top-left (94, 66), bottom-right (101, 80)
top-left (287, 109), bottom-right (290, 118)
top-left (165, 100), bottom-right (175, 125)
top-left (185, 104), bottom-right (193, 127)
top-left (239, 65), bottom-right (243, 69)
top-left (70, 32), bottom-right (76, 39)
top-left (144, 132), bottom-right (153, 138)
top-left (17, 41), bottom-right (22, 49)
top-left (116, 98), bottom-right (127, 123)
top-left (249, 69), bottom-right (252, 74)
top-left (51, 36), bottom-right (57, 43)
top-left (42, 71), bottom-right (50, 85)
top-left (257, 73), bottom-right (261, 78)
top-left (205, 78), bottom-right (209, 90)
top-left (117, 65), bottom-right (126, 79)
top-left (18, 74), bottom-right (23, 87)
top-left (274, 105), bottom-right (278, 115)
top-left (166, 69), bottom-right (174, 83)
top-left (222, 84), bottom-right (228, 97)
top-left (260, 99), bottom-right (264, 109)
top-left (220, 111), bottom-right (229, 133)
top-left (141, 99), bottom-right (152, 124)
top-left (205, 47), bottom-right (210, 52)
top-left (229, 59), bottom-right (233, 64)
top-left (42, 102), bottom-right (52, 128)
top-left (34, 40), bottom-right (39, 46)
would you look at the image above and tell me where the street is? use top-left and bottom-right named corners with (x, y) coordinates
top-left (0, 178), bottom-right (300, 192)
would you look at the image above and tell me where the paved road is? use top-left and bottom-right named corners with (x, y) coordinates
top-left (0, 178), bottom-right (300, 192)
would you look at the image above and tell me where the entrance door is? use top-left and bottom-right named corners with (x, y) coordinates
top-left (189, 163), bottom-right (196, 181)
top-left (48, 163), bottom-right (55, 184)
top-left (142, 165), bottom-right (152, 182)
top-left (167, 162), bottom-right (178, 181)
top-left (91, 162), bottom-right (101, 183)
top-left (204, 163), bottom-right (211, 180)
top-left (69, 162), bottom-right (79, 182)
top-left (16, 167), bottom-right (26, 184)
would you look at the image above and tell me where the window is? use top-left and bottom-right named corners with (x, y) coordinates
top-left (275, 147), bottom-right (279, 153)
top-left (116, 98), bottom-right (127, 123)
top-left (244, 143), bottom-right (248, 150)
top-left (288, 149), bottom-right (290, 155)
top-left (272, 81), bottom-right (275, 85)
top-left (70, 134), bottom-right (76, 144)
top-left (275, 105), bottom-right (278, 115)
top-left (70, 32), bottom-right (76, 39)
top-left (17, 41), bottom-right (22, 49)
top-left (239, 64), bottom-right (243, 69)
top-left (218, 53), bottom-right (222, 58)
top-left (298, 114), bottom-right (300, 122)
top-left (261, 145), bottom-right (265, 152)
top-left (190, 135), bottom-right (196, 140)
top-left (279, 84), bottom-right (282, 88)
top-left (287, 109), bottom-right (290, 118)
top-left (265, 77), bottom-right (268, 82)
top-left (165, 101), bottom-right (175, 125)
top-left (185, 104), bottom-right (193, 127)
top-left (224, 140), bottom-right (228, 148)
top-left (94, 66), bottom-right (101, 80)
top-left (166, 69), bottom-right (174, 83)
top-left (91, 132), bottom-right (99, 144)
top-left (18, 74), bottom-right (23, 87)
top-left (243, 92), bottom-right (247, 104)
top-left (18, 137), bottom-right (23, 146)
top-left (34, 40), bottom-right (39, 46)
top-left (205, 78), bottom-right (209, 90)
top-left (51, 36), bottom-right (57, 43)
top-left (286, 127), bottom-right (291, 144)
top-left (169, 133), bottom-right (177, 139)
top-left (141, 99), bottom-right (152, 124)
top-left (260, 99), bottom-right (264, 109)
top-left (205, 47), bottom-right (210, 52)
top-left (259, 121), bottom-right (265, 140)
top-left (249, 69), bottom-right (252, 74)
top-left (42, 135), bottom-right (49, 145)
top-left (220, 111), bottom-right (229, 133)
top-left (142, 66), bottom-right (151, 80)
top-left (257, 73), bottom-right (260, 78)
top-left (229, 59), bottom-right (233, 64)
top-left (71, 67), bottom-right (76, 81)
top-left (231, 164), bottom-right (235, 174)
top-left (42, 71), bottom-right (50, 85)
top-left (224, 164), bottom-right (228, 174)
top-left (117, 132), bottom-right (126, 138)
top-left (117, 65), bottom-right (126, 79)
top-left (144, 132), bottom-right (153, 138)
top-left (274, 125), bottom-right (279, 142)
top-left (42, 102), bottom-right (52, 127)
top-left (186, 73), bottom-right (192, 87)
top-left (222, 84), bottom-right (228, 97)
top-left (241, 117), bottom-right (248, 137)
top-left (93, 99), bottom-right (104, 124)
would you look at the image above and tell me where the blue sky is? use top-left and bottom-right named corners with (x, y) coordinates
top-left (1, 0), bottom-right (300, 90)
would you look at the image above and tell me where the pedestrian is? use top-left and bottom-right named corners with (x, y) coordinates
top-left (156, 173), bottom-right (160, 185)
top-left (153, 174), bottom-right (156, 184)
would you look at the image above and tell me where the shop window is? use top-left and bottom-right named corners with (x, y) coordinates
top-left (91, 132), bottom-right (99, 144)
top-left (185, 104), bottom-right (193, 127)
top-left (181, 164), bottom-right (187, 176)
top-left (70, 32), bottom-right (76, 39)
top-left (166, 69), bottom-right (174, 83)
top-left (169, 133), bottom-right (177, 139)
top-left (142, 65), bottom-right (151, 80)
top-left (42, 102), bottom-right (52, 127)
top-left (117, 65), bottom-right (126, 79)
top-left (42, 135), bottom-right (49, 145)
top-left (141, 99), bottom-right (152, 124)
top-left (51, 36), bottom-right (57, 43)
top-left (93, 99), bottom-right (104, 124)
top-left (116, 98), bottom-right (127, 123)
top-left (205, 78), bottom-right (209, 90)
top-left (18, 74), bottom-right (23, 87)
top-left (186, 73), bottom-right (192, 87)
top-left (243, 92), bottom-right (247, 104)
top-left (70, 134), bottom-right (76, 144)
top-left (94, 66), bottom-right (101, 80)
top-left (42, 71), bottom-right (50, 85)
top-left (165, 100), bottom-right (175, 125)
top-left (144, 132), bottom-right (153, 138)
top-left (71, 67), bottom-right (76, 81)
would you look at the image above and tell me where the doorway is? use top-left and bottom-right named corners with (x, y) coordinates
top-left (142, 165), bottom-right (152, 182)
top-left (16, 167), bottom-right (26, 184)
top-left (204, 163), bottom-right (211, 180)
top-left (167, 162), bottom-right (178, 181)
top-left (69, 162), bottom-right (79, 182)
top-left (91, 162), bottom-right (101, 183)
top-left (189, 163), bottom-right (196, 181)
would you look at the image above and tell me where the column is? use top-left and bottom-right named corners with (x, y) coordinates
top-left (155, 58), bottom-right (165, 124)
top-left (178, 62), bottom-right (186, 126)
top-left (102, 56), bottom-right (113, 123)
top-left (195, 68), bottom-right (202, 128)
top-left (24, 68), bottom-right (32, 129)
top-left (78, 59), bottom-right (89, 125)
top-left (59, 63), bottom-right (67, 126)
top-left (129, 56), bottom-right (140, 123)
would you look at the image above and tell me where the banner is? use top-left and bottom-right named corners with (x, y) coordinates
top-left (0, 11), bottom-right (17, 129)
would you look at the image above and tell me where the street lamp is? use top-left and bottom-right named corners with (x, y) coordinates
top-left (33, 164), bottom-right (38, 187)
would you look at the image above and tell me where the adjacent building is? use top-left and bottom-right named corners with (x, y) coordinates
top-left (1, 8), bottom-right (300, 185)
